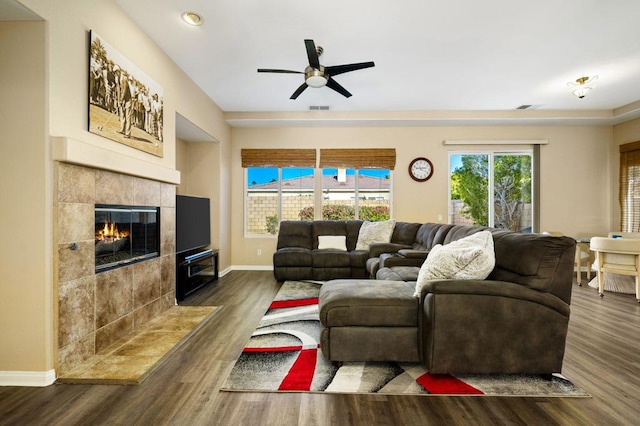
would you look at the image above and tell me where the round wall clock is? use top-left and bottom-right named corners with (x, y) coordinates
top-left (408, 157), bottom-right (434, 182)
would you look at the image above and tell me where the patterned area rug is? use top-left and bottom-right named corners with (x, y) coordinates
top-left (221, 281), bottom-right (589, 397)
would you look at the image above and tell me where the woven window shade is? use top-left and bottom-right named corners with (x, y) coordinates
top-left (319, 148), bottom-right (396, 170)
top-left (241, 149), bottom-right (316, 168)
top-left (619, 141), bottom-right (640, 232)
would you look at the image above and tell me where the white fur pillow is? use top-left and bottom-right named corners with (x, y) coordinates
top-left (355, 220), bottom-right (396, 251)
top-left (414, 231), bottom-right (495, 298)
top-left (317, 235), bottom-right (347, 251)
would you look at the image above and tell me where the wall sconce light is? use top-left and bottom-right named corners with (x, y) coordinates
top-left (181, 11), bottom-right (203, 26)
top-left (568, 75), bottom-right (598, 99)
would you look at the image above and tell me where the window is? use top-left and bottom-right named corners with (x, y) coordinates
top-left (243, 148), bottom-right (396, 235)
top-left (619, 141), bottom-right (640, 232)
top-left (246, 167), bottom-right (314, 235)
top-left (321, 168), bottom-right (391, 220)
top-left (242, 149), bottom-right (316, 236)
top-left (449, 151), bottom-right (533, 232)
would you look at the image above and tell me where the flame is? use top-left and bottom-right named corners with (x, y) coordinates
top-left (96, 220), bottom-right (129, 241)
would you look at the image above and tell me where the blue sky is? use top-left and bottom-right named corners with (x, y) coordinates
top-left (248, 168), bottom-right (389, 186)
top-left (450, 154), bottom-right (463, 171)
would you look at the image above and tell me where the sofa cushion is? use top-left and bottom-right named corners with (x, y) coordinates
top-left (412, 223), bottom-right (455, 251)
top-left (489, 231), bottom-right (576, 303)
top-left (345, 220), bottom-right (364, 251)
top-left (273, 247), bottom-right (312, 266)
top-left (414, 231), bottom-right (495, 297)
top-left (319, 279), bottom-right (418, 328)
top-left (355, 219), bottom-right (396, 250)
top-left (317, 235), bottom-right (347, 251)
top-left (312, 250), bottom-right (351, 268)
top-left (276, 221), bottom-right (313, 250)
top-left (391, 222), bottom-right (422, 245)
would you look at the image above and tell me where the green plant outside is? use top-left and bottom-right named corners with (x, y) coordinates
top-left (297, 205), bottom-right (390, 221)
top-left (265, 214), bottom-right (279, 235)
top-left (451, 154), bottom-right (531, 230)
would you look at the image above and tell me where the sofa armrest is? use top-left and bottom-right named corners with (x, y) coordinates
top-left (419, 279), bottom-right (570, 316)
top-left (379, 253), bottom-right (425, 269)
top-left (418, 279), bottom-right (571, 374)
top-left (369, 243), bottom-right (412, 258)
top-left (397, 249), bottom-right (428, 260)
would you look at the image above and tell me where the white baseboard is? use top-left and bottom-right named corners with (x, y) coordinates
top-left (230, 265), bottom-right (274, 271)
top-left (0, 369), bottom-right (56, 387)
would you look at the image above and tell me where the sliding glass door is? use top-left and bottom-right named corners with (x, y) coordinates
top-left (449, 151), bottom-right (533, 232)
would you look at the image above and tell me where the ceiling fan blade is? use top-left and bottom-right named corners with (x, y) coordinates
top-left (290, 82), bottom-right (309, 100)
top-left (257, 68), bottom-right (304, 74)
top-left (305, 39), bottom-right (320, 69)
top-left (326, 78), bottom-right (352, 98)
top-left (325, 62), bottom-right (375, 77)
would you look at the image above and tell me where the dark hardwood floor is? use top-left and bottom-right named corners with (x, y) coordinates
top-left (1, 271), bottom-right (639, 425)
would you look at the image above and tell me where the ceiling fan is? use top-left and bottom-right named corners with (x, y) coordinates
top-left (257, 39), bottom-right (375, 100)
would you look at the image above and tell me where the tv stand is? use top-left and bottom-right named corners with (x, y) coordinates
top-left (176, 248), bottom-right (219, 301)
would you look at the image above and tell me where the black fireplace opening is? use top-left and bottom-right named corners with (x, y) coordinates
top-left (95, 204), bottom-right (160, 272)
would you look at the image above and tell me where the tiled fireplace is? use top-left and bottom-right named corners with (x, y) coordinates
top-left (55, 162), bottom-right (176, 375)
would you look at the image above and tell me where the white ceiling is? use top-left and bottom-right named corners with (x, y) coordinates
top-left (4, 0), bottom-right (640, 129)
top-left (113, 0), bottom-right (640, 120)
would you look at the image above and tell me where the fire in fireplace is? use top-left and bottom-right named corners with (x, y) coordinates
top-left (95, 205), bottom-right (160, 271)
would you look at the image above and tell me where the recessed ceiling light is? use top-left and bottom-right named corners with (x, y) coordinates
top-left (181, 11), bottom-right (203, 26)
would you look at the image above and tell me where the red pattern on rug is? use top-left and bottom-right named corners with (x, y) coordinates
top-left (270, 298), bottom-right (319, 309)
top-left (417, 372), bottom-right (483, 395)
top-left (278, 348), bottom-right (318, 391)
top-left (243, 346), bottom-right (303, 353)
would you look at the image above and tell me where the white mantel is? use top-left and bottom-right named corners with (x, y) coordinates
top-left (52, 137), bottom-right (180, 185)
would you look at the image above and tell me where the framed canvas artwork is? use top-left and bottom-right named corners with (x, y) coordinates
top-left (88, 30), bottom-right (164, 157)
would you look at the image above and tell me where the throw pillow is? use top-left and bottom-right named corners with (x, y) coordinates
top-left (355, 220), bottom-right (396, 251)
top-left (414, 230), bottom-right (495, 298)
top-left (317, 235), bottom-right (347, 251)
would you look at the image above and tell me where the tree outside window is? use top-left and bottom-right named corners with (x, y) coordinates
top-left (450, 152), bottom-right (532, 232)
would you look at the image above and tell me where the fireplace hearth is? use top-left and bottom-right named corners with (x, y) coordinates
top-left (95, 205), bottom-right (160, 271)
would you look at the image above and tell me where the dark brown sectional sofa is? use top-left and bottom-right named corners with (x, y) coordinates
top-left (274, 220), bottom-right (577, 375)
top-left (273, 220), bottom-right (422, 281)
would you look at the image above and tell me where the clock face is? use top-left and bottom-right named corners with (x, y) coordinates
top-left (409, 157), bottom-right (433, 182)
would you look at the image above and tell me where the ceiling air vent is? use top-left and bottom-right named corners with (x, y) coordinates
top-left (309, 105), bottom-right (330, 111)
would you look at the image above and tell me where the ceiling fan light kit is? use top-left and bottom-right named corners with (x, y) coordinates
top-left (258, 39), bottom-right (375, 99)
top-left (305, 67), bottom-right (327, 88)
top-left (568, 75), bottom-right (598, 99)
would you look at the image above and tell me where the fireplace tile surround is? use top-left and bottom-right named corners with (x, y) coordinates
top-left (55, 162), bottom-right (176, 375)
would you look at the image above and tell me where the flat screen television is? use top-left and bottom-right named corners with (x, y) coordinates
top-left (176, 195), bottom-right (211, 253)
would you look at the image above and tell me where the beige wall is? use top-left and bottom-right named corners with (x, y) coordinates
top-left (231, 125), bottom-right (613, 266)
top-left (177, 141), bottom-right (229, 268)
top-left (0, 0), bottom-right (230, 380)
top-left (0, 21), bottom-right (51, 375)
top-left (175, 138), bottom-right (188, 195)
